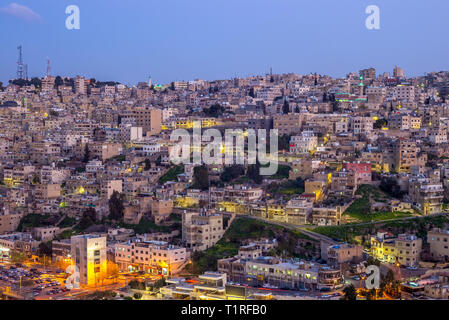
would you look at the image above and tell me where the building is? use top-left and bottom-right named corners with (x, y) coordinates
top-left (32, 227), bottom-right (60, 241)
top-left (289, 131), bottom-right (318, 154)
top-left (360, 68), bottom-right (376, 80)
top-left (71, 234), bottom-right (107, 285)
top-left (409, 176), bottom-right (444, 215)
top-left (324, 243), bottom-right (363, 266)
top-left (428, 228), bottom-right (449, 262)
top-left (370, 232), bottom-right (422, 267)
top-left (121, 107), bottom-right (162, 136)
top-left (244, 256), bottom-right (343, 290)
top-left (114, 239), bottom-right (187, 275)
top-left (182, 210), bottom-right (224, 251)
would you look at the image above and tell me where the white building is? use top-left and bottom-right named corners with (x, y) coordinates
top-left (71, 234), bottom-right (107, 285)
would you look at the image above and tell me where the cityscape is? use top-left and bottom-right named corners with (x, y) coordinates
top-left (1, 1), bottom-right (449, 309)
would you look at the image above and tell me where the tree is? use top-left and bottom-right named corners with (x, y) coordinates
top-left (193, 165), bottom-right (209, 190)
top-left (203, 104), bottom-right (225, 118)
top-left (38, 241), bottom-right (52, 257)
top-left (109, 191), bottom-right (125, 220)
top-left (248, 88), bottom-right (255, 98)
top-left (10, 251), bottom-right (27, 264)
top-left (78, 208), bottom-right (97, 230)
top-left (54, 76), bottom-right (63, 88)
top-left (342, 284), bottom-right (357, 300)
top-left (278, 134), bottom-right (291, 152)
top-left (82, 144), bottom-right (90, 163)
top-left (220, 165), bottom-right (245, 182)
top-left (282, 100), bottom-right (290, 114)
top-left (133, 292), bottom-right (142, 300)
top-left (247, 162), bottom-right (262, 184)
top-left (379, 177), bottom-right (404, 199)
top-left (106, 261), bottom-right (120, 283)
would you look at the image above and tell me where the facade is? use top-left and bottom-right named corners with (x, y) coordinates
top-left (114, 239), bottom-right (187, 275)
top-left (71, 234), bottom-right (107, 285)
top-left (428, 228), bottom-right (449, 262)
top-left (370, 233), bottom-right (422, 267)
top-left (182, 210), bottom-right (224, 251)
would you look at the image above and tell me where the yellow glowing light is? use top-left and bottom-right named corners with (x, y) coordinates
top-left (76, 186), bottom-right (86, 194)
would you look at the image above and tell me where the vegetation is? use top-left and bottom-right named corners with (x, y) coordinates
top-left (159, 165), bottom-right (184, 184)
top-left (343, 185), bottom-right (411, 222)
top-left (266, 178), bottom-right (304, 198)
top-left (220, 165), bottom-right (245, 182)
top-left (313, 215), bottom-right (449, 243)
top-left (192, 165), bottom-right (209, 190)
top-left (57, 216), bottom-right (77, 228)
top-left (186, 217), bottom-right (315, 274)
top-left (75, 208), bottom-right (98, 231)
top-left (246, 162), bottom-right (262, 184)
top-left (270, 164), bottom-right (291, 180)
top-left (109, 191), bottom-right (125, 221)
top-left (203, 104), bottom-right (225, 118)
top-left (341, 284), bottom-right (357, 300)
top-left (379, 177), bottom-right (406, 199)
top-left (17, 214), bottom-right (55, 231)
top-left (120, 217), bottom-right (181, 234)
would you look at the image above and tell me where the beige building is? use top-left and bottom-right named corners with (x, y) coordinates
top-left (114, 239), bottom-right (187, 275)
top-left (370, 233), bottom-right (422, 267)
top-left (121, 107), bottom-right (162, 136)
top-left (0, 212), bottom-right (24, 234)
top-left (35, 184), bottom-right (61, 199)
top-left (182, 210), bottom-right (224, 251)
top-left (32, 227), bottom-right (60, 241)
top-left (428, 228), bottom-right (449, 262)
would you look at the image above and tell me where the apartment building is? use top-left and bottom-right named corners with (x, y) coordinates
top-left (324, 243), bottom-right (363, 266)
top-left (244, 257), bottom-right (343, 290)
top-left (409, 176), bottom-right (444, 215)
top-left (393, 140), bottom-right (426, 173)
top-left (121, 107), bottom-right (162, 136)
top-left (71, 234), bottom-right (107, 285)
top-left (428, 228), bottom-right (449, 262)
top-left (114, 239), bottom-right (187, 275)
top-left (182, 210), bottom-right (224, 251)
top-left (273, 114), bottom-right (303, 135)
top-left (0, 212), bottom-right (24, 234)
top-left (370, 232), bottom-right (422, 267)
top-left (289, 131), bottom-right (318, 154)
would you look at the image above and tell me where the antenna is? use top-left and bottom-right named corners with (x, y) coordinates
top-left (46, 57), bottom-right (51, 77)
top-left (24, 64), bottom-right (28, 80)
top-left (17, 45), bottom-right (24, 79)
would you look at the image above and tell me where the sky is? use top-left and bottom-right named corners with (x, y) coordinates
top-left (0, 0), bottom-right (448, 86)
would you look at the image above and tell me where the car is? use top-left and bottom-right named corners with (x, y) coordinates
top-left (352, 276), bottom-right (361, 281)
top-left (406, 266), bottom-right (418, 270)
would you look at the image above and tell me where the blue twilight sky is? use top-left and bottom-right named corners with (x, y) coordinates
top-left (0, 0), bottom-right (448, 86)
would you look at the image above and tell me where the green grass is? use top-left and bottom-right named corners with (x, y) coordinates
top-left (313, 215), bottom-right (449, 243)
top-left (343, 184), bottom-right (407, 222)
top-left (159, 165), bottom-right (184, 184)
